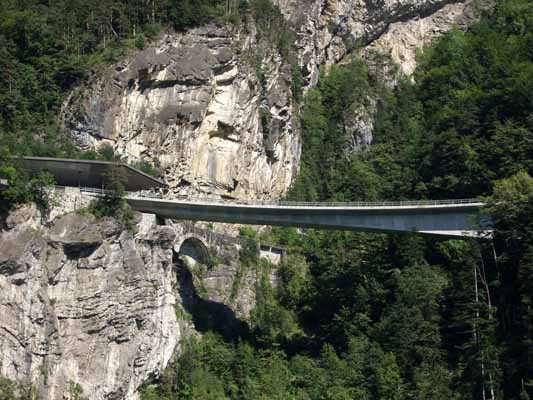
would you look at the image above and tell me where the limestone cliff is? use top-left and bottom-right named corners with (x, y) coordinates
top-left (62, 24), bottom-right (300, 200)
top-left (1, 2), bottom-right (499, 399)
top-left (0, 190), bottom-right (278, 399)
top-left (0, 206), bottom-right (181, 400)
top-left (61, 1), bottom-right (493, 197)
top-left (274, 0), bottom-right (494, 86)
top-left (270, 0), bottom-right (493, 151)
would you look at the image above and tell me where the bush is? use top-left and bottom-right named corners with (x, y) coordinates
top-left (0, 375), bottom-right (34, 400)
top-left (132, 160), bottom-right (158, 177)
top-left (88, 171), bottom-right (134, 230)
top-left (134, 33), bottom-right (146, 50)
top-left (238, 227), bottom-right (259, 266)
top-left (0, 161), bottom-right (55, 214)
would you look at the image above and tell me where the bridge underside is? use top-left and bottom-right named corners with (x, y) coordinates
top-left (125, 197), bottom-right (491, 239)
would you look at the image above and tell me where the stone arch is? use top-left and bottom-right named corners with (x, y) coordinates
top-left (177, 236), bottom-right (209, 266)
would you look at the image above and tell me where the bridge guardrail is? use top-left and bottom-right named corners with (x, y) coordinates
top-left (79, 187), bottom-right (484, 207)
top-left (74, 186), bottom-right (483, 208)
top-left (176, 198), bottom-right (484, 207)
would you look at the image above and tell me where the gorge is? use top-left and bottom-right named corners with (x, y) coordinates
top-left (1, 0), bottom-right (533, 399)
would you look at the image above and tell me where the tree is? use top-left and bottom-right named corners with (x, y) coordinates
top-left (0, 159), bottom-right (55, 214)
top-left (88, 164), bottom-right (134, 229)
top-left (487, 172), bottom-right (533, 398)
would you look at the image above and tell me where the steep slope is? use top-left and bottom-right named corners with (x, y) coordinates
top-left (0, 206), bottom-right (182, 399)
top-left (62, 24), bottom-right (300, 200)
top-left (61, 0), bottom-right (492, 200)
top-left (0, 190), bottom-right (276, 399)
top-left (275, 0), bottom-right (494, 85)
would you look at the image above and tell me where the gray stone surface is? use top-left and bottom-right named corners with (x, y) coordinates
top-left (273, 0), bottom-right (493, 150)
top-left (6, 2), bottom-right (498, 398)
top-left (0, 200), bottom-right (276, 399)
top-left (61, 1), bottom-right (493, 178)
top-left (62, 24), bottom-right (300, 201)
top-left (0, 206), bottom-right (182, 400)
top-left (274, 0), bottom-right (493, 86)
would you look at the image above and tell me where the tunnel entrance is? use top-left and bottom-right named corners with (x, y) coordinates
top-left (178, 237), bottom-right (209, 266)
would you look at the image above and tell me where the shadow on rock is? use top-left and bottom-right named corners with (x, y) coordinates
top-left (173, 251), bottom-right (249, 341)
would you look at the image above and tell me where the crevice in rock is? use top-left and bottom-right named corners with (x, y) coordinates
top-left (208, 121), bottom-right (240, 142)
top-left (62, 242), bottom-right (101, 260)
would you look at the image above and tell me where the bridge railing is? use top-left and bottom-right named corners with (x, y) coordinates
top-left (75, 186), bottom-right (483, 208)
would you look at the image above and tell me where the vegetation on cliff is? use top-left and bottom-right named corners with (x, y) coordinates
top-left (0, 0), bottom-right (293, 211)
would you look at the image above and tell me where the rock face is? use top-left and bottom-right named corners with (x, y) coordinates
top-left (172, 221), bottom-right (280, 321)
top-left (363, 0), bottom-right (495, 77)
top-left (21, 2), bottom-right (496, 398)
top-left (274, 0), bottom-right (493, 86)
top-left (270, 0), bottom-right (493, 151)
top-left (0, 193), bottom-right (277, 399)
top-left (62, 24), bottom-right (300, 200)
top-left (61, 1), bottom-right (493, 197)
top-left (0, 205), bottom-right (182, 400)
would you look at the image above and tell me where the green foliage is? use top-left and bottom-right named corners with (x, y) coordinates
top-left (166, 0), bottom-right (246, 31)
top-left (409, 4), bottom-right (533, 198)
top-left (288, 58), bottom-right (377, 201)
top-left (0, 159), bottom-right (55, 214)
top-left (144, 2), bottom-right (533, 399)
top-left (249, 0), bottom-right (301, 104)
top-left (376, 263), bottom-right (448, 369)
top-left (277, 254), bottom-right (310, 311)
top-left (487, 172), bottom-right (533, 397)
top-left (88, 167), bottom-right (134, 230)
top-left (249, 0), bottom-right (283, 36)
top-left (488, 171), bottom-right (533, 231)
top-left (132, 160), bottom-right (159, 177)
top-left (291, 0), bottom-right (533, 204)
top-left (0, 0), bottom-right (246, 174)
top-left (67, 381), bottom-right (87, 400)
top-left (96, 143), bottom-right (122, 162)
top-left (238, 227), bottom-right (260, 266)
top-left (140, 329), bottom-right (405, 400)
top-left (134, 33), bottom-right (146, 50)
top-left (0, 375), bottom-right (34, 400)
top-left (250, 268), bottom-right (301, 347)
top-left (2, 0), bottom-right (533, 398)
top-left (291, 62), bottom-right (304, 102)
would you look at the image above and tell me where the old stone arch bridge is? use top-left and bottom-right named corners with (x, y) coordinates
top-left (172, 222), bottom-right (284, 266)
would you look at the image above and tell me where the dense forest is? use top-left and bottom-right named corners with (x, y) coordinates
top-left (1, 0), bottom-right (533, 399)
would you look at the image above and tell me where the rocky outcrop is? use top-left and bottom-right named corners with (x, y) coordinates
top-left (0, 193), bottom-right (278, 399)
top-left (270, 0), bottom-right (493, 152)
top-left (171, 221), bottom-right (279, 321)
top-left (363, 0), bottom-right (495, 77)
top-left (0, 205), bottom-right (183, 400)
top-left (274, 0), bottom-right (494, 86)
top-left (62, 24), bottom-right (300, 201)
top-left (3, 2), bottom-right (499, 399)
top-left (60, 1), bottom-right (494, 198)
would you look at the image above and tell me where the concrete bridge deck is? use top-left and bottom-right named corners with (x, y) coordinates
top-left (80, 189), bottom-right (491, 239)
top-left (12, 156), bottom-right (491, 238)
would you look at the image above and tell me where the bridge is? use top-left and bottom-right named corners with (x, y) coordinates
top-left (81, 189), bottom-right (492, 239)
top-left (175, 221), bottom-right (285, 265)
top-left (9, 157), bottom-right (492, 239)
